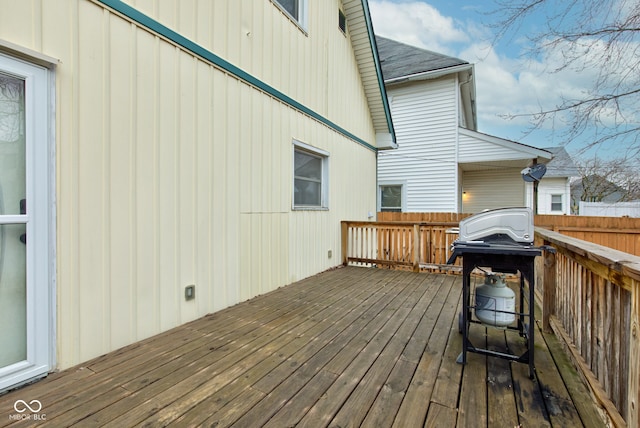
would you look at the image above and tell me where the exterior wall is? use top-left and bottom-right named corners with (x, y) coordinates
top-left (462, 169), bottom-right (526, 213)
top-left (538, 177), bottom-right (571, 215)
top-left (459, 129), bottom-right (532, 162)
top-left (124, 0), bottom-right (376, 144)
top-left (0, 0), bottom-right (378, 369)
top-left (378, 77), bottom-right (459, 212)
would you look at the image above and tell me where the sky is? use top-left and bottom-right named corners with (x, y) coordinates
top-left (368, 0), bottom-right (617, 160)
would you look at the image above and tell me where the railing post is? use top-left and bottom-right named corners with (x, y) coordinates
top-left (543, 240), bottom-right (556, 333)
top-left (629, 278), bottom-right (639, 428)
top-left (341, 221), bottom-right (348, 266)
top-left (412, 224), bottom-right (420, 272)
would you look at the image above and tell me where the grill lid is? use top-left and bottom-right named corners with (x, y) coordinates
top-left (457, 207), bottom-right (534, 244)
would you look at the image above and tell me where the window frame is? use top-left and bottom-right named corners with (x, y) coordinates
top-left (551, 194), bottom-right (563, 212)
top-left (293, 141), bottom-right (329, 210)
top-left (338, 9), bottom-right (347, 34)
top-left (272, 0), bottom-right (309, 31)
top-left (378, 182), bottom-right (406, 212)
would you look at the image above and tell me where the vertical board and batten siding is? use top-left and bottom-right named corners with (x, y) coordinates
top-left (125, 0), bottom-right (376, 143)
top-left (378, 78), bottom-right (458, 212)
top-left (0, 0), bottom-right (378, 369)
top-left (462, 169), bottom-right (526, 213)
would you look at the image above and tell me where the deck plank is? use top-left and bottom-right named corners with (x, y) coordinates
top-left (457, 350), bottom-right (488, 428)
top-left (485, 328), bottom-right (519, 427)
top-left (428, 294), bottom-right (464, 411)
top-left (0, 267), bottom-right (603, 428)
top-left (510, 334), bottom-right (553, 427)
top-left (391, 275), bottom-right (461, 427)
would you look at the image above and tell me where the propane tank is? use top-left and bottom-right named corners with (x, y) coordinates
top-left (475, 274), bottom-right (515, 327)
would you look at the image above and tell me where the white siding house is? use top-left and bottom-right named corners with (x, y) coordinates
top-left (0, 0), bottom-right (395, 391)
top-left (376, 37), bottom-right (551, 214)
top-left (536, 146), bottom-right (579, 215)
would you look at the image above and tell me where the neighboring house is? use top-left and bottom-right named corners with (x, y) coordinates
top-left (572, 175), bottom-right (628, 204)
top-left (536, 146), bottom-right (579, 215)
top-left (579, 201), bottom-right (640, 217)
top-left (571, 174), bottom-right (639, 215)
top-left (375, 36), bottom-right (551, 213)
top-left (0, 0), bottom-right (395, 391)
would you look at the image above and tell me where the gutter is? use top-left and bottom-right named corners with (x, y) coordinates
top-left (384, 63), bottom-right (474, 85)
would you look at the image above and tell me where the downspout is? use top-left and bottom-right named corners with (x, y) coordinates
top-left (457, 69), bottom-right (475, 212)
top-left (459, 73), bottom-right (475, 130)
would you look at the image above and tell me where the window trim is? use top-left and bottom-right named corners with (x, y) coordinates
top-left (271, 0), bottom-right (309, 32)
top-left (551, 194), bottom-right (563, 212)
top-left (293, 141), bottom-right (329, 210)
top-left (378, 181), bottom-right (406, 212)
top-left (338, 9), bottom-right (347, 35)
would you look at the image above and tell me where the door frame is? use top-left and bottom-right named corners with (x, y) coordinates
top-left (0, 49), bottom-right (55, 392)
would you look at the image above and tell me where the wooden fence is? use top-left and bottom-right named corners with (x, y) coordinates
top-left (378, 212), bottom-right (640, 257)
top-left (341, 219), bottom-right (640, 427)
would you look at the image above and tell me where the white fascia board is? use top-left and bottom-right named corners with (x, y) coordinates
top-left (459, 127), bottom-right (552, 161)
top-left (384, 64), bottom-right (473, 85)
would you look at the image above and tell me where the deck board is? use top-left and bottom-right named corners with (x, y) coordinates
top-left (0, 266), bottom-right (603, 427)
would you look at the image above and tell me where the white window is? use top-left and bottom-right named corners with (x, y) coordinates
top-left (339, 9), bottom-right (347, 34)
top-left (379, 183), bottom-right (405, 212)
top-left (551, 194), bottom-right (563, 212)
top-left (273, 0), bottom-right (308, 30)
top-left (293, 142), bottom-right (328, 209)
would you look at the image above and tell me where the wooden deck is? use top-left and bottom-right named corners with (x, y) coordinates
top-left (0, 266), bottom-right (603, 427)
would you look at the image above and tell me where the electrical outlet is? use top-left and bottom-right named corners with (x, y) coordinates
top-left (328, 250), bottom-right (332, 259)
top-left (185, 285), bottom-right (195, 300)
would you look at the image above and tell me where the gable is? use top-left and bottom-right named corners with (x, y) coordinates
top-left (458, 128), bottom-right (551, 169)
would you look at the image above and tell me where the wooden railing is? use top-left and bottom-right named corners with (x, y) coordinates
top-left (341, 220), bottom-right (639, 427)
top-left (536, 227), bottom-right (639, 428)
top-left (340, 221), bottom-right (460, 272)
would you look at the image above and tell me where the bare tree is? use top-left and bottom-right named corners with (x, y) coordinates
top-left (489, 0), bottom-right (640, 155)
top-left (571, 156), bottom-right (640, 212)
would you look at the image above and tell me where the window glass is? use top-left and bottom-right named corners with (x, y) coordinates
top-left (275, 0), bottom-right (299, 21)
top-left (339, 10), bottom-right (346, 33)
top-left (294, 148), bottom-right (326, 208)
top-left (381, 185), bottom-right (402, 212)
top-left (551, 194), bottom-right (563, 211)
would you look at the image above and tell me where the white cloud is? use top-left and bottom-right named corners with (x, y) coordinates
top-left (369, 0), bottom-right (468, 55)
top-left (369, 0), bottom-right (601, 144)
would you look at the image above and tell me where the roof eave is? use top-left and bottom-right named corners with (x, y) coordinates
top-left (459, 128), bottom-right (553, 161)
top-left (344, 0), bottom-right (397, 149)
top-left (384, 63), bottom-right (474, 85)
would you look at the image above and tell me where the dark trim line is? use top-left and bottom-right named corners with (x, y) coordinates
top-left (95, 0), bottom-right (377, 151)
top-left (360, 0), bottom-right (395, 142)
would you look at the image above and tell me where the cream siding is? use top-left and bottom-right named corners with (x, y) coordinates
top-left (378, 77), bottom-right (458, 212)
top-left (0, 0), bottom-right (379, 369)
top-left (124, 0), bottom-right (377, 145)
top-left (462, 169), bottom-right (526, 213)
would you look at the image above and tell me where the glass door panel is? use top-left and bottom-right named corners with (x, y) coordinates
top-left (0, 224), bottom-right (27, 367)
top-left (0, 73), bottom-right (28, 370)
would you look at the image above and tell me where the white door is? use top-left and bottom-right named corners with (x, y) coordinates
top-left (0, 53), bottom-right (52, 392)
